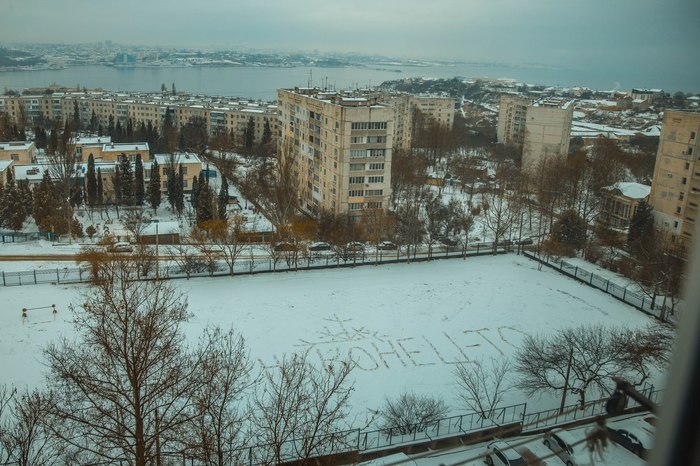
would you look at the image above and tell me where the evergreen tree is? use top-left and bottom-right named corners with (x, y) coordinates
top-left (17, 179), bottom-right (33, 222)
top-left (191, 175), bottom-right (199, 209)
top-left (72, 100), bottom-right (81, 130)
top-left (261, 119), bottom-right (272, 145)
top-left (175, 164), bottom-right (184, 217)
top-left (1, 181), bottom-right (27, 231)
top-left (70, 183), bottom-right (83, 208)
top-left (217, 175), bottom-right (229, 220)
top-left (195, 183), bottom-right (214, 225)
top-left (552, 209), bottom-right (587, 251)
top-left (97, 168), bottom-right (104, 207)
top-left (35, 126), bottom-right (48, 149)
top-left (148, 158), bottom-right (162, 213)
top-left (628, 200), bottom-right (655, 253)
top-left (107, 115), bottom-right (115, 136)
top-left (86, 154), bottom-right (97, 208)
top-left (244, 116), bottom-right (255, 149)
top-left (112, 165), bottom-right (121, 205)
top-left (161, 83), bottom-right (167, 93)
top-left (90, 110), bottom-right (97, 132)
top-left (171, 82), bottom-right (176, 95)
top-left (33, 171), bottom-right (59, 226)
top-left (118, 154), bottom-right (134, 206)
top-left (48, 127), bottom-right (58, 155)
top-left (166, 163), bottom-right (177, 209)
top-left (134, 154), bottom-right (145, 205)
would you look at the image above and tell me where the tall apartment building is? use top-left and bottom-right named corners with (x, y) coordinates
top-left (497, 95), bottom-right (573, 172)
top-left (278, 88), bottom-right (394, 217)
top-left (649, 110), bottom-right (700, 244)
top-left (496, 95), bottom-right (530, 146)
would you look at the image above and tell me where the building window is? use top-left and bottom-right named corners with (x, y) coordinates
top-left (682, 177), bottom-right (688, 185)
top-left (674, 221), bottom-right (679, 228)
top-left (349, 176), bottom-right (365, 184)
top-left (689, 147), bottom-right (694, 155)
top-left (10, 154), bottom-right (18, 161)
top-left (366, 201), bottom-right (382, 209)
top-left (680, 192), bottom-right (685, 200)
top-left (368, 176), bottom-right (384, 183)
top-left (676, 207), bottom-right (682, 214)
top-left (365, 189), bottom-right (383, 196)
top-left (351, 136), bottom-right (365, 144)
top-left (691, 131), bottom-right (696, 140)
top-left (350, 163), bottom-right (365, 171)
top-left (686, 162), bottom-right (691, 170)
top-left (183, 180), bottom-right (188, 188)
top-left (368, 163), bottom-right (385, 171)
top-left (367, 135), bottom-right (387, 143)
top-left (348, 190), bottom-right (363, 197)
top-left (350, 150), bottom-right (366, 158)
top-left (368, 149), bottom-right (385, 157)
top-left (348, 203), bottom-right (362, 211)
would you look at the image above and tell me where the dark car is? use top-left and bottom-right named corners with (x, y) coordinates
top-left (438, 235), bottom-right (459, 247)
top-left (308, 242), bottom-right (331, 251)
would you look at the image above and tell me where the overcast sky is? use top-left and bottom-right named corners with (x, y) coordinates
top-left (1, 0), bottom-right (698, 84)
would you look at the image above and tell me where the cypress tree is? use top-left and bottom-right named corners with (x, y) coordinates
top-left (628, 200), bottom-right (655, 253)
top-left (118, 155), bottom-right (133, 206)
top-left (96, 168), bottom-right (104, 207)
top-left (191, 175), bottom-right (199, 209)
top-left (134, 154), bottom-right (145, 205)
top-left (244, 116), bottom-right (255, 149)
top-left (166, 163), bottom-right (177, 209)
top-left (218, 176), bottom-right (229, 220)
top-left (196, 183), bottom-right (214, 225)
top-left (33, 171), bottom-right (58, 226)
top-left (148, 158), bottom-right (161, 213)
top-left (86, 154), bottom-right (97, 208)
top-left (175, 164), bottom-right (184, 217)
top-left (261, 119), bottom-right (272, 145)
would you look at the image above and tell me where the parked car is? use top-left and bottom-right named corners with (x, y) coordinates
top-left (544, 428), bottom-right (582, 466)
top-left (610, 427), bottom-right (653, 458)
top-left (346, 242), bottom-right (365, 252)
top-left (485, 441), bottom-right (527, 466)
top-left (107, 241), bottom-right (133, 253)
top-left (308, 242), bottom-right (331, 252)
top-left (437, 235), bottom-right (459, 247)
top-left (377, 241), bottom-right (398, 251)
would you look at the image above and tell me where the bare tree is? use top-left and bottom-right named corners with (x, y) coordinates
top-left (454, 358), bottom-right (512, 419)
top-left (0, 388), bottom-right (61, 466)
top-left (193, 218), bottom-right (247, 276)
top-left (482, 164), bottom-right (522, 253)
top-left (379, 392), bottom-right (448, 435)
top-left (514, 324), bottom-right (672, 411)
top-left (186, 327), bottom-right (255, 466)
top-left (43, 258), bottom-right (216, 466)
top-left (122, 207), bottom-right (149, 242)
top-left (251, 353), bottom-right (354, 466)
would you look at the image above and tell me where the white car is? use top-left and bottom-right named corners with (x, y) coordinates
top-left (485, 441), bottom-right (527, 466)
top-left (543, 428), bottom-right (582, 466)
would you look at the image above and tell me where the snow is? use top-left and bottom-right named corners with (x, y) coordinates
top-left (0, 255), bottom-right (659, 421)
top-left (604, 182), bottom-right (651, 200)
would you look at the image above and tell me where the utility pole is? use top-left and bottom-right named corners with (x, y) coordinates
top-left (155, 222), bottom-right (159, 279)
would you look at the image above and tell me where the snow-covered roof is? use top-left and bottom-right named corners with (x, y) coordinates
top-left (0, 160), bottom-right (13, 172)
top-left (73, 136), bottom-right (111, 145)
top-left (0, 141), bottom-right (34, 151)
top-left (604, 182), bottom-right (651, 200)
top-left (141, 221), bottom-right (180, 236)
top-left (102, 143), bottom-right (149, 152)
top-left (150, 152), bottom-right (201, 165)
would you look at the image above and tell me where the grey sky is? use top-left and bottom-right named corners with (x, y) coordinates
top-left (1, 0), bottom-right (698, 80)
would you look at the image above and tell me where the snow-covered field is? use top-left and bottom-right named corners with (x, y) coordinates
top-left (0, 255), bottom-right (659, 420)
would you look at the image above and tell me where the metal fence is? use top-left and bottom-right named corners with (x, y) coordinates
top-left (0, 231), bottom-right (54, 243)
top-left (0, 243), bottom-right (507, 287)
top-left (522, 251), bottom-right (670, 321)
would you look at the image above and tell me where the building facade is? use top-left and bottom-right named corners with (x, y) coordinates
top-left (649, 110), bottom-right (700, 244)
top-left (600, 182), bottom-right (651, 230)
top-left (278, 88), bottom-right (394, 217)
top-left (0, 141), bottom-right (36, 163)
top-left (496, 96), bottom-right (574, 173)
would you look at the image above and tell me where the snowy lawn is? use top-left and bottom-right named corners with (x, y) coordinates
top-left (0, 255), bottom-right (660, 421)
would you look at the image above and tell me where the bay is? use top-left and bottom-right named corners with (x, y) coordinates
top-left (0, 63), bottom-right (689, 100)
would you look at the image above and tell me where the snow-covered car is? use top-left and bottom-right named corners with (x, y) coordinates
top-left (308, 241), bottom-right (331, 252)
top-left (377, 241), bottom-right (398, 250)
top-left (437, 235), bottom-right (459, 247)
top-left (610, 427), bottom-right (653, 457)
top-left (544, 428), bottom-right (582, 466)
top-left (107, 241), bottom-right (133, 253)
top-left (485, 441), bottom-right (527, 466)
top-left (273, 242), bottom-right (298, 252)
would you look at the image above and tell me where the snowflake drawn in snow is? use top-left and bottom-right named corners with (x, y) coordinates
top-left (297, 313), bottom-right (389, 347)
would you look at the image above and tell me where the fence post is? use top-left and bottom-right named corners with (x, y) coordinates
top-left (33, 270), bottom-right (37, 284)
top-left (574, 266), bottom-right (578, 277)
top-left (623, 288), bottom-right (627, 301)
top-left (606, 280), bottom-right (610, 292)
top-left (2, 271), bottom-right (4, 286)
top-left (641, 297), bottom-right (645, 309)
top-left (57, 269), bottom-right (60, 284)
top-left (79, 268), bottom-right (83, 282)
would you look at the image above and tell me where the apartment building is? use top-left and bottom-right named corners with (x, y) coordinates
top-left (375, 93), bottom-right (454, 151)
top-left (496, 95), bottom-right (530, 146)
top-left (496, 96), bottom-right (574, 172)
top-left (649, 110), bottom-right (700, 244)
top-left (522, 98), bottom-right (574, 171)
top-left (0, 92), bottom-right (279, 143)
top-left (278, 88), bottom-right (394, 217)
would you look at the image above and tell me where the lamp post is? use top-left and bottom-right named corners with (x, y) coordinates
top-left (155, 222), bottom-right (159, 279)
